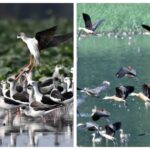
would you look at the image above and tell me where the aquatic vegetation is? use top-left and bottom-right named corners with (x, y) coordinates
top-left (77, 4), bottom-right (150, 32)
top-left (0, 18), bottom-right (73, 80)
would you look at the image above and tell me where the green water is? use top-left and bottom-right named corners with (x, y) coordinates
top-left (77, 35), bottom-right (150, 147)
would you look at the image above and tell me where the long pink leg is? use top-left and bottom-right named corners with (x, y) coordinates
top-left (15, 55), bottom-right (33, 80)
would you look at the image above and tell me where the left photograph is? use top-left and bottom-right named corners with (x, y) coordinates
top-left (0, 3), bottom-right (73, 147)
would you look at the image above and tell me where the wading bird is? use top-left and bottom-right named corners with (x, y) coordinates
top-left (16, 26), bottom-right (72, 79)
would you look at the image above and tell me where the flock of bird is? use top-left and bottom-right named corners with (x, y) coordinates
top-left (0, 25), bottom-right (73, 146)
top-left (77, 12), bottom-right (150, 147)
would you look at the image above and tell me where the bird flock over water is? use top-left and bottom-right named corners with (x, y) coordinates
top-left (77, 12), bottom-right (150, 147)
top-left (0, 25), bottom-right (73, 146)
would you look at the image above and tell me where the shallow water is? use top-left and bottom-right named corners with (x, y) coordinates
top-left (0, 108), bottom-right (73, 147)
top-left (77, 34), bottom-right (150, 147)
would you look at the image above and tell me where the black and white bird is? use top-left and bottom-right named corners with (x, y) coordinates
top-left (16, 26), bottom-right (72, 79)
top-left (91, 106), bottom-right (110, 121)
top-left (21, 84), bottom-right (62, 118)
top-left (130, 83), bottom-right (150, 108)
top-left (30, 81), bottom-right (63, 106)
top-left (78, 81), bottom-right (110, 98)
top-left (98, 122), bottom-right (121, 142)
top-left (103, 85), bottom-right (134, 104)
top-left (78, 13), bottom-right (105, 35)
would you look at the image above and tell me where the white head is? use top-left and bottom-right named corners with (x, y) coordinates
top-left (102, 81), bottom-right (110, 86)
top-left (7, 77), bottom-right (15, 84)
top-left (55, 64), bottom-right (62, 70)
top-left (17, 32), bottom-right (26, 39)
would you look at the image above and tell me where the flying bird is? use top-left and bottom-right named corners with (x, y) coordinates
top-left (78, 13), bottom-right (105, 36)
top-left (116, 66), bottom-right (138, 80)
top-left (16, 26), bottom-right (72, 79)
top-left (91, 106), bottom-right (110, 121)
top-left (103, 85), bottom-right (134, 105)
top-left (78, 81), bottom-right (110, 97)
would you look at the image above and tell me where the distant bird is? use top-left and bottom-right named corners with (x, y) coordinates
top-left (130, 83), bottom-right (150, 107)
top-left (116, 66), bottom-right (138, 79)
top-left (103, 86), bottom-right (134, 104)
top-left (16, 26), bottom-right (72, 79)
top-left (119, 129), bottom-right (130, 145)
top-left (78, 13), bottom-right (105, 36)
top-left (78, 81), bottom-right (110, 97)
top-left (91, 106), bottom-right (110, 121)
top-left (92, 131), bottom-right (102, 144)
top-left (99, 122), bottom-right (121, 142)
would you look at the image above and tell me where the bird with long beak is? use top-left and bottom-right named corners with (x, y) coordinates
top-left (16, 26), bottom-right (73, 80)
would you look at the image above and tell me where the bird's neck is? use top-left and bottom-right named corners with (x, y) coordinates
top-left (26, 72), bottom-right (33, 84)
top-left (28, 90), bottom-right (34, 103)
top-left (130, 92), bottom-right (139, 96)
top-left (103, 95), bottom-right (115, 99)
top-left (21, 36), bottom-right (28, 43)
top-left (9, 82), bottom-right (16, 98)
top-left (53, 68), bottom-right (60, 78)
top-left (2, 84), bottom-right (8, 96)
top-left (33, 85), bottom-right (42, 100)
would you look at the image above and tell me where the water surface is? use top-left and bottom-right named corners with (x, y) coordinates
top-left (77, 34), bottom-right (150, 147)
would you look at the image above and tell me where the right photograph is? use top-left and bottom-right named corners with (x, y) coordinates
top-left (77, 3), bottom-right (150, 147)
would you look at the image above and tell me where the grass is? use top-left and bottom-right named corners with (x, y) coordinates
top-left (77, 3), bottom-right (150, 32)
top-left (0, 17), bottom-right (73, 80)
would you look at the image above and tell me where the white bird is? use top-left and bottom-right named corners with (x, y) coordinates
top-left (119, 129), bottom-right (130, 146)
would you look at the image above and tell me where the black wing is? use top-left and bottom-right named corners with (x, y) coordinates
top-left (35, 26), bottom-right (57, 50)
top-left (116, 67), bottom-right (129, 78)
top-left (105, 122), bottom-right (121, 135)
top-left (142, 24), bottom-right (150, 32)
top-left (115, 87), bottom-right (124, 98)
top-left (38, 32), bottom-right (73, 50)
top-left (82, 13), bottom-right (92, 30)
top-left (92, 18), bottom-right (105, 31)
top-left (142, 84), bottom-right (150, 98)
